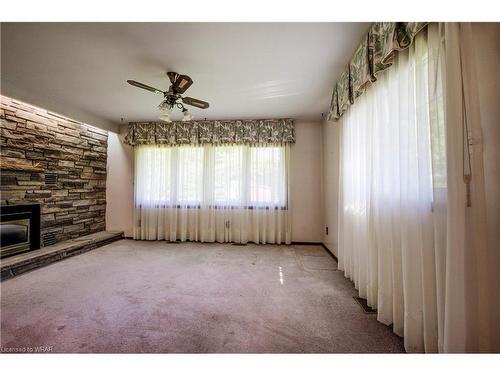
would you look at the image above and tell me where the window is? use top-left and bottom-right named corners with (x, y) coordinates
top-left (249, 146), bottom-right (286, 206)
top-left (135, 144), bottom-right (288, 208)
top-left (213, 146), bottom-right (244, 205)
top-left (176, 147), bottom-right (204, 204)
top-left (338, 24), bottom-right (449, 352)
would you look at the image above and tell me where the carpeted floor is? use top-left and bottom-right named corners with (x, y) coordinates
top-left (0, 240), bottom-right (404, 353)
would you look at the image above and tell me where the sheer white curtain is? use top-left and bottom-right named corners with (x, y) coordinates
top-left (338, 24), bottom-right (447, 353)
top-left (337, 23), bottom-right (500, 353)
top-left (442, 23), bottom-right (498, 353)
top-left (134, 144), bottom-right (291, 244)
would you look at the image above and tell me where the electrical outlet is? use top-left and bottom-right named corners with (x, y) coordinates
top-left (325, 226), bottom-right (329, 235)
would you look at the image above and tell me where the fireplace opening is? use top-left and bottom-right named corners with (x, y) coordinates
top-left (0, 204), bottom-right (41, 258)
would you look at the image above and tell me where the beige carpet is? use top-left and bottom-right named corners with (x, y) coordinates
top-left (0, 240), bottom-right (404, 353)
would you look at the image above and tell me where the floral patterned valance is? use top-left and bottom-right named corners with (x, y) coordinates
top-left (123, 119), bottom-right (295, 146)
top-left (328, 22), bottom-right (428, 121)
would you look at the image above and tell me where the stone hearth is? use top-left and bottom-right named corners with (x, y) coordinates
top-left (1, 230), bottom-right (123, 280)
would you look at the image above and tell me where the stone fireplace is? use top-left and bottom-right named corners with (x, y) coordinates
top-left (0, 95), bottom-right (108, 249)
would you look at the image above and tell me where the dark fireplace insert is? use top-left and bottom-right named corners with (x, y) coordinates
top-left (0, 204), bottom-right (40, 258)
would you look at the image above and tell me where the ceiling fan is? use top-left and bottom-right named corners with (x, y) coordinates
top-left (127, 72), bottom-right (209, 122)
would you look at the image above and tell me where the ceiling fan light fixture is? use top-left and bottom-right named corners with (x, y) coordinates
top-left (127, 72), bottom-right (209, 118)
top-left (158, 100), bottom-right (173, 113)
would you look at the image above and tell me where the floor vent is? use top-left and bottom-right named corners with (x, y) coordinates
top-left (353, 297), bottom-right (377, 314)
top-left (44, 173), bottom-right (57, 187)
top-left (42, 232), bottom-right (57, 247)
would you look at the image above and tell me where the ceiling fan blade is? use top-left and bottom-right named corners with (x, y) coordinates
top-left (127, 80), bottom-right (164, 95)
top-left (182, 97), bottom-right (210, 109)
top-left (173, 74), bottom-right (193, 94)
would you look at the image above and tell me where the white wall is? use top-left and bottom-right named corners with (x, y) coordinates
top-left (321, 119), bottom-right (341, 256)
top-left (106, 120), bottom-right (325, 242)
top-left (289, 120), bottom-right (324, 242)
top-left (106, 127), bottom-right (134, 237)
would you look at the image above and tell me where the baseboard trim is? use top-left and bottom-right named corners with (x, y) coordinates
top-left (320, 243), bottom-right (338, 263)
top-left (353, 296), bottom-right (377, 314)
top-left (290, 241), bottom-right (338, 263)
top-left (125, 238), bottom-right (324, 245)
top-left (122, 237), bottom-right (338, 263)
top-left (291, 241), bottom-right (323, 246)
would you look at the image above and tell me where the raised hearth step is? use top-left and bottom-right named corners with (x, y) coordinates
top-left (0, 230), bottom-right (123, 281)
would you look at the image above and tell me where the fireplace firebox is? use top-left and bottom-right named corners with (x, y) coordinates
top-left (0, 204), bottom-right (41, 258)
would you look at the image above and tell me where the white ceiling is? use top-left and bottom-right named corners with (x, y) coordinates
top-left (1, 23), bottom-right (369, 131)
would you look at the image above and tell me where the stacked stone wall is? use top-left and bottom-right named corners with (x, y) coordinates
top-left (0, 96), bottom-right (108, 245)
